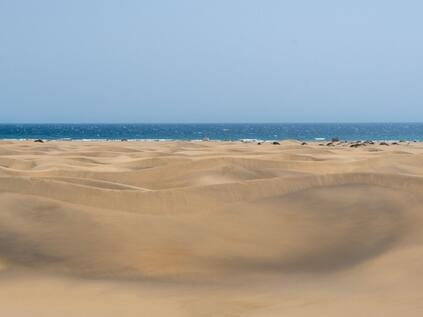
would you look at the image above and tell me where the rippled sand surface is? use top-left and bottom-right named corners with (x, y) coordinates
top-left (1, 140), bottom-right (423, 316)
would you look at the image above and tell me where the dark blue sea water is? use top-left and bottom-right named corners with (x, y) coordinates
top-left (0, 123), bottom-right (423, 141)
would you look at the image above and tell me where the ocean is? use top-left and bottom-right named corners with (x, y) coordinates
top-left (0, 123), bottom-right (423, 141)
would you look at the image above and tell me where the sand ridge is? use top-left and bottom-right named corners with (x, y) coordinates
top-left (0, 140), bottom-right (423, 316)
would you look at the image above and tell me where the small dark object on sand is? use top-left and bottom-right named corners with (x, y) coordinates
top-left (301, 142), bottom-right (307, 145)
top-left (364, 140), bottom-right (375, 145)
top-left (380, 142), bottom-right (389, 146)
top-left (272, 141), bottom-right (280, 145)
top-left (326, 142), bottom-right (334, 146)
top-left (392, 142), bottom-right (399, 145)
top-left (34, 139), bottom-right (44, 143)
top-left (350, 143), bottom-right (364, 148)
top-left (257, 142), bottom-right (262, 145)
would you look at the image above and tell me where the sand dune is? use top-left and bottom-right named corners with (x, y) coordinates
top-left (1, 141), bottom-right (423, 316)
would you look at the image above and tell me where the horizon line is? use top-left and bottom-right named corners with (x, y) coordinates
top-left (1, 122), bottom-right (423, 125)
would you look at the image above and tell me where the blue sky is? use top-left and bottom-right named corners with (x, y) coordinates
top-left (1, 0), bottom-right (422, 123)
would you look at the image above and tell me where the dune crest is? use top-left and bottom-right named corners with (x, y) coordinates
top-left (1, 141), bottom-right (423, 316)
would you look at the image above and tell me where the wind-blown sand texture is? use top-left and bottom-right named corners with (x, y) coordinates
top-left (1, 140), bottom-right (423, 316)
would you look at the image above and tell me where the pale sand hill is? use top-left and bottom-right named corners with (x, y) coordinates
top-left (0, 140), bottom-right (423, 316)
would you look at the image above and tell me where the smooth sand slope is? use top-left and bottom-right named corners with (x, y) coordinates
top-left (0, 140), bottom-right (423, 316)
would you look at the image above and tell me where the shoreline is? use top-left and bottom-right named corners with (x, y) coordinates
top-left (0, 138), bottom-right (421, 143)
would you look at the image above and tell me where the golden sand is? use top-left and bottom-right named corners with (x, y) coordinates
top-left (0, 140), bottom-right (422, 316)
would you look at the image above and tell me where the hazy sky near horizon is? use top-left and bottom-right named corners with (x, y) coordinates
top-left (1, 0), bottom-right (422, 123)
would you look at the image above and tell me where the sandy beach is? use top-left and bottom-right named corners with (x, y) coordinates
top-left (1, 140), bottom-right (423, 316)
